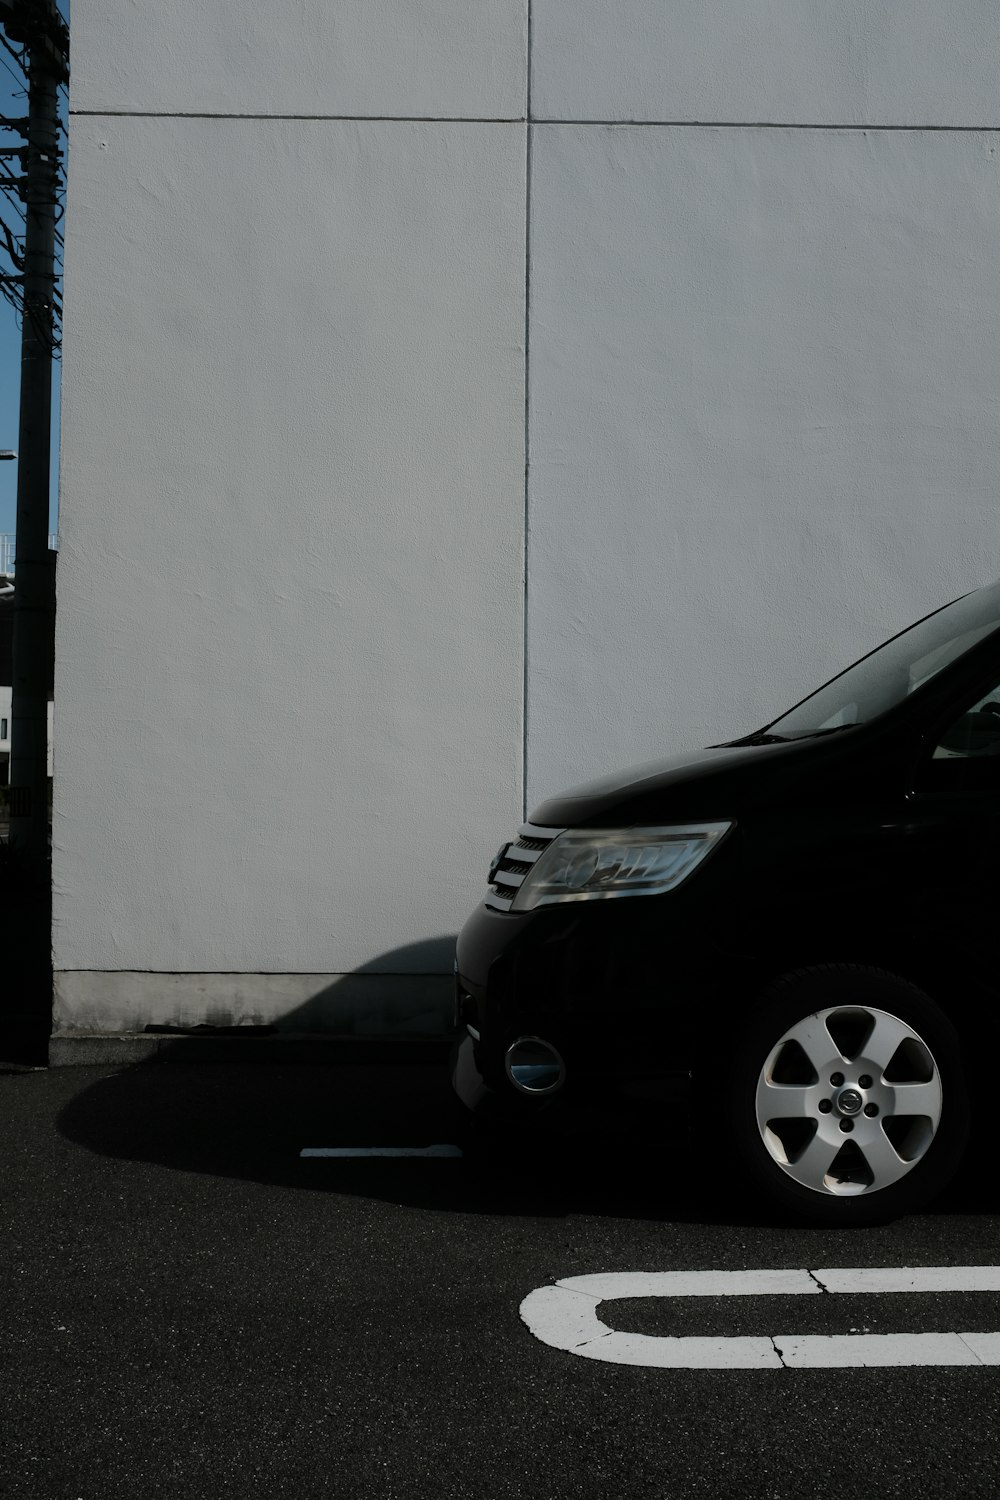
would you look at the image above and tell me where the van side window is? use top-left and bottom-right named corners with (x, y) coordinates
top-left (932, 684), bottom-right (1000, 761)
top-left (918, 679), bottom-right (1000, 793)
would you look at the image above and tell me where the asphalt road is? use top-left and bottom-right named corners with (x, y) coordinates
top-left (3, 1057), bottom-right (1000, 1498)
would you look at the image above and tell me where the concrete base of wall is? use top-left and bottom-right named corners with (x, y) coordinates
top-left (53, 971), bottom-right (454, 1046)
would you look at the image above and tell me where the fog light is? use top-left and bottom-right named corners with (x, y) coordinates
top-left (505, 1036), bottom-right (566, 1096)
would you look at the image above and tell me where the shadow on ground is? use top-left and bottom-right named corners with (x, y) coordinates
top-left (53, 1049), bottom-right (700, 1219)
top-left (53, 1046), bottom-right (999, 1230)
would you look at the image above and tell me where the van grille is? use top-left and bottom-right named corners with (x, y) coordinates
top-left (485, 823), bottom-right (565, 912)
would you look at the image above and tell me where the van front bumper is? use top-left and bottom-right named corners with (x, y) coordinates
top-left (451, 896), bottom-right (716, 1119)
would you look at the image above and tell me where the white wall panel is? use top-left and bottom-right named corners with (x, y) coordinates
top-left (532, 2), bottom-right (1000, 125)
top-left (72, 0), bottom-right (527, 120)
top-left (55, 117), bottom-right (525, 975)
top-left (527, 126), bottom-right (1000, 806)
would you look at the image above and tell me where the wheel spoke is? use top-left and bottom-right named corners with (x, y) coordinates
top-left (780, 1013), bottom-right (843, 1079)
top-left (890, 1078), bottom-right (943, 1124)
top-left (861, 1010), bottom-right (911, 1073)
top-left (758, 1083), bottom-right (813, 1120)
top-left (856, 1125), bottom-right (907, 1189)
top-left (789, 1129), bottom-right (841, 1192)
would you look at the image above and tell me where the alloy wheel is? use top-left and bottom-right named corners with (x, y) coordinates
top-left (754, 1005), bottom-right (943, 1197)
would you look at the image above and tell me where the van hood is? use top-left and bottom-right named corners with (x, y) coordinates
top-left (529, 736), bottom-right (842, 828)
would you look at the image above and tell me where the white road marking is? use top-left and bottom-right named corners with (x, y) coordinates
top-left (813, 1266), bottom-right (1000, 1295)
top-left (776, 1333), bottom-right (994, 1368)
top-left (300, 1145), bottom-right (463, 1158)
top-left (520, 1267), bottom-right (1000, 1370)
top-left (560, 1269), bottom-right (822, 1299)
top-left (955, 1333), bottom-right (1000, 1364)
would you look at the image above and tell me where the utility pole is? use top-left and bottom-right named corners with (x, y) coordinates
top-left (0, 0), bottom-right (67, 1062)
top-left (1, 0), bottom-right (66, 877)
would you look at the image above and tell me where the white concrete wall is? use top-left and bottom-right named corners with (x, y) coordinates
top-left (532, 1), bottom-right (1000, 125)
top-left (55, 1), bottom-right (1000, 1034)
top-left (523, 0), bottom-right (1000, 802)
top-left (527, 126), bottom-right (1000, 800)
top-left (72, 0), bottom-right (526, 120)
top-left (55, 3), bottom-right (526, 1031)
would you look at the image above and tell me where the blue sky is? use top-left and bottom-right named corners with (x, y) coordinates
top-left (0, 2), bottom-right (68, 540)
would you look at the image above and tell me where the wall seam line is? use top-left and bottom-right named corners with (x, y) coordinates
top-left (526, 119), bottom-right (1000, 132)
top-left (69, 109), bottom-right (528, 123)
top-left (69, 112), bottom-right (1000, 133)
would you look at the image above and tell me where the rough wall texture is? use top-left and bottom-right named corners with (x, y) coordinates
top-left (71, 0), bottom-right (527, 119)
top-left (56, 4), bottom-right (527, 1030)
top-left (526, 126), bottom-right (1000, 799)
top-left (531, 0), bottom-right (1000, 125)
top-left (55, 2), bottom-right (1000, 1033)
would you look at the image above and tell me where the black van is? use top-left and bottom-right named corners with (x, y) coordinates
top-left (452, 580), bottom-right (1000, 1224)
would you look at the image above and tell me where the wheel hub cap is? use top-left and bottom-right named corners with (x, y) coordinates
top-left (836, 1087), bottom-right (863, 1117)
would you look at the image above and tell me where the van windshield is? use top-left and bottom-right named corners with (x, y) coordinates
top-left (765, 583), bottom-right (1000, 739)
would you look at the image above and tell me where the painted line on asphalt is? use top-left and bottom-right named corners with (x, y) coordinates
top-left (300, 1145), bottom-right (463, 1158)
top-left (814, 1266), bottom-right (1000, 1294)
top-left (520, 1267), bottom-right (1000, 1370)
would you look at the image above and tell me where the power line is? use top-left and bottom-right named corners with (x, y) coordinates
top-left (0, 192), bottom-right (27, 226)
top-left (0, 52), bottom-right (26, 90)
top-left (0, 32), bottom-right (24, 69)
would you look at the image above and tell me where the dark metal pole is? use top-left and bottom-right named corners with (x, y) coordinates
top-left (8, 49), bottom-right (57, 872)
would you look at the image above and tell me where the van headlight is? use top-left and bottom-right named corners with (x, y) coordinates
top-left (510, 823), bottom-right (733, 911)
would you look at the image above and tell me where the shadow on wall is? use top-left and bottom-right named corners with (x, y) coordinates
top-left (53, 937), bottom-right (460, 1046)
top-left (207, 935), bottom-right (461, 1037)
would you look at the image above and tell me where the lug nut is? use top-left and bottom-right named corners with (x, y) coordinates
top-left (864, 1103), bottom-right (879, 1117)
top-left (840, 1119), bottom-right (854, 1133)
top-left (818, 1099), bottom-right (832, 1114)
top-left (858, 1074), bottom-right (872, 1089)
top-left (831, 1072), bottom-right (845, 1087)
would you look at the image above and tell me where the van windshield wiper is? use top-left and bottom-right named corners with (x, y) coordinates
top-left (724, 731), bottom-right (790, 746)
top-left (740, 722), bottom-right (862, 744)
top-left (807, 722), bottom-right (863, 738)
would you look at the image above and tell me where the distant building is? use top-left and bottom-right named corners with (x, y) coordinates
top-left (0, 570), bottom-right (54, 785)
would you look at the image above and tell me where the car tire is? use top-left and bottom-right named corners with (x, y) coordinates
top-left (726, 965), bottom-right (969, 1226)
